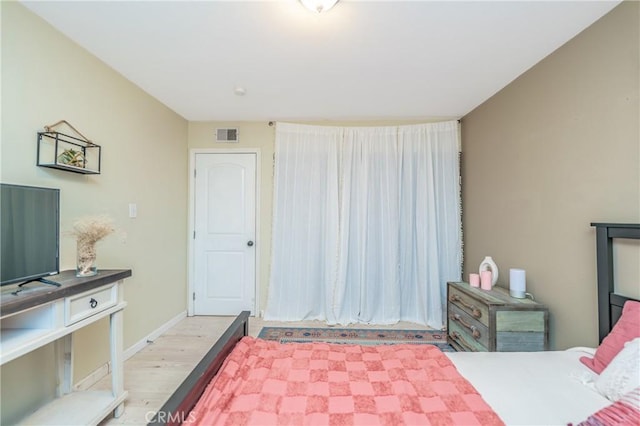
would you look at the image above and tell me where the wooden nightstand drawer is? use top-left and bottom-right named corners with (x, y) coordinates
top-left (495, 310), bottom-right (547, 351)
top-left (65, 284), bottom-right (117, 326)
top-left (448, 286), bottom-right (489, 327)
top-left (447, 281), bottom-right (549, 352)
top-left (448, 304), bottom-right (489, 350)
top-left (449, 326), bottom-right (484, 352)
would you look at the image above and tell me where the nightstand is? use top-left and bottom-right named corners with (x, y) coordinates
top-left (447, 281), bottom-right (549, 352)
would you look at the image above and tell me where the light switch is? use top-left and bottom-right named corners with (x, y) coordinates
top-left (128, 203), bottom-right (137, 218)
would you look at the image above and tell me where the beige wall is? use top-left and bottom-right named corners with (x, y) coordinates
top-left (1, 3), bottom-right (189, 423)
top-left (461, 1), bottom-right (639, 350)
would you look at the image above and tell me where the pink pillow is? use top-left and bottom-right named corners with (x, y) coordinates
top-left (580, 301), bottom-right (640, 374)
top-left (571, 387), bottom-right (640, 426)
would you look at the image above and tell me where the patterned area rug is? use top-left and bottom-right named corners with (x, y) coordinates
top-left (258, 327), bottom-right (455, 352)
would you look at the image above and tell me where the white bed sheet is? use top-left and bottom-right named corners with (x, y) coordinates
top-left (446, 349), bottom-right (611, 426)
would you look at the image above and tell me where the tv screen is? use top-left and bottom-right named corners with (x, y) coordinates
top-left (1, 183), bottom-right (60, 286)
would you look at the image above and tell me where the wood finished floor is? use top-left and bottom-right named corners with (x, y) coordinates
top-left (97, 315), bottom-right (432, 425)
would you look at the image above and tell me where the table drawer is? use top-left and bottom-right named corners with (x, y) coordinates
top-left (448, 323), bottom-right (487, 352)
top-left (496, 310), bottom-right (547, 351)
top-left (448, 286), bottom-right (489, 327)
top-left (65, 284), bottom-right (117, 326)
top-left (448, 304), bottom-right (489, 349)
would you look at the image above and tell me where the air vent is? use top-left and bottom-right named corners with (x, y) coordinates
top-left (215, 128), bottom-right (239, 143)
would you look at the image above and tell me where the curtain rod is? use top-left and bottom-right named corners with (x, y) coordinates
top-left (268, 120), bottom-right (460, 126)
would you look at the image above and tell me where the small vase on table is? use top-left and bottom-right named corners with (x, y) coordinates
top-left (76, 240), bottom-right (98, 277)
top-left (479, 256), bottom-right (499, 287)
top-left (71, 215), bottom-right (115, 278)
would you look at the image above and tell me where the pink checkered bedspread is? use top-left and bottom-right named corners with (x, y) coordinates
top-left (189, 337), bottom-right (504, 425)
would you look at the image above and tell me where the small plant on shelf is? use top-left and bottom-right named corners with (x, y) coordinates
top-left (57, 148), bottom-right (86, 168)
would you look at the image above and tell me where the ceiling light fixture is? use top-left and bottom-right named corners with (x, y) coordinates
top-left (299, 0), bottom-right (340, 14)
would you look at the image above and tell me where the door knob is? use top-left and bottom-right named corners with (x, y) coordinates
top-left (247, 240), bottom-right (254, 247)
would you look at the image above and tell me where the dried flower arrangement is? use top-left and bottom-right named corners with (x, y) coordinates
top-left (70, 215), bottom-right (115, 277)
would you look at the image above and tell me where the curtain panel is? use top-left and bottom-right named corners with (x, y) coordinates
top-left (265, 121), bottom-right (461, 329)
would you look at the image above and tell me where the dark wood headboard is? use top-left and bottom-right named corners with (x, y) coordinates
top-left (591, 223), bottom-right (640, 342)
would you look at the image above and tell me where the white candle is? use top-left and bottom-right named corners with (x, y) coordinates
top-left (510, 268), bottom-right (526, 298)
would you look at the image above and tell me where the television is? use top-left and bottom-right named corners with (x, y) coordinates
top-left (1, 183), bottom-right (60, 286)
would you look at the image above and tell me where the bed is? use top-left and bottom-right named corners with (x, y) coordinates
top-left (149, 223), bottom-right (640, 425)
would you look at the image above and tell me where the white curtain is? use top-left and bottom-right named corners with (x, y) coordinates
top-left (332, 127), bottom-right (401, 324)
top-left (266, 124), bottom-right (341, 321)
top-left (265, 121), bottom-right (461, 329)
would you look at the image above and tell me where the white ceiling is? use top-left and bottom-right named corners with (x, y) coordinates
top-left (22, 0), bottom-right (621, 122)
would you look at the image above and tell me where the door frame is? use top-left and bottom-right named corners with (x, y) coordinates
top-left (188, 148), bottom-right (261, 316)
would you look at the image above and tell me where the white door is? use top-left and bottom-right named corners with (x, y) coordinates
top-left (193, 153), bottom-right (256, 315)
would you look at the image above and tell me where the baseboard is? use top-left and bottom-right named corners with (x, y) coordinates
top-left (73, 310), bottom-right (188, 391)
top-left (74, 363), bottom-right (110, 391)
top-left (124, 310), bottom-right (187, 360)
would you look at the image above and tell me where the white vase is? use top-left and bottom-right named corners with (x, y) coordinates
top-left (479, 256), bottom-right (499, 287)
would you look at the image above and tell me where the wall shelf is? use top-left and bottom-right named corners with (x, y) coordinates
top-left (37, 130), bottom-right (101, 175)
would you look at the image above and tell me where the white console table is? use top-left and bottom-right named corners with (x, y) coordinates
top-left (0, 269), bottom-right (131, 425)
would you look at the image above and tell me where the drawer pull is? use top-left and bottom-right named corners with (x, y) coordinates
top-left (448, 294), bottom-right (482, 318)
top-left (89, 298), bottom-right (98, 309)
top-left (450, 314), bottom-right (482, 339)
top-left (451, 331), bottom-right (475, 352)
